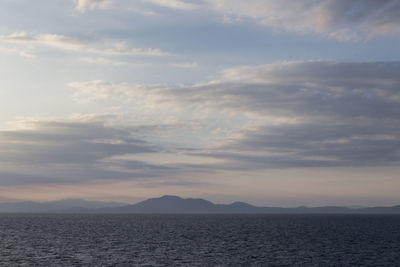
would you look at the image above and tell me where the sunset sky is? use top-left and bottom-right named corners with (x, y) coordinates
top-left (1, 0), bottom-right (400, 206)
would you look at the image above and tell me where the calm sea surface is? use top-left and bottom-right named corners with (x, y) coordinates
top-left (0, 214), bottom-right (399, 266)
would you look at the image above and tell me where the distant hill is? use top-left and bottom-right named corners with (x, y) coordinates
top-left (99, 196), bottom-right (400, 214)
top-left (0, 195), bottom-right (399, 214)
top-left (0, 199), bottom-right (125, 213)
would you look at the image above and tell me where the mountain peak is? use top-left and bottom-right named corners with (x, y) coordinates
top-left (159, 195), bottom-right (182, 200)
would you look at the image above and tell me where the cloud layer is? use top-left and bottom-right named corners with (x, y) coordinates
top-left (74, 0), bottom-right (199, 12)
top-left (211, 0), bottom-right (400, 40)
top-left (72, 0), bottom-right (400, 40)
top-left (70, 61), bottom-right (400, 168)
top-left (0, 118), bottom-right (166, 185)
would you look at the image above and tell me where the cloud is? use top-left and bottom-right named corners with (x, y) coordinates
top-left (0, 116), bottom-right (219, 186)
top-left (167, 61), bottom-right (400, 120)
top-left (73, 61), bottom-right (400, 120)
top-left (69, 61), bottom-right (400, 168)
top-left (185, 61), bottom-right (400, 168)
top-left (0, 119), bottom-right (158, 166)
top-left (209, 0), bottom-right (400, 40)
top-left (79, 57), bottom-right (127, 65)
top-left (76, 0), bottom-right (111, 12)
top-left (145, 0), bottom-right (199, 10)
top-left (170, 62), bottom-right (198, 68)
top-left (0, 32), bottom-right (167, 56)
top-left (73, 0), bottom-right (199, 12)
top-left (69, 0), bottom-right (400, 40)
top-left (191, 120), bottom-right (400, 169)
top-left (0, 46), bottom-right (36, 58)
top-left (68, 80), bottom-right (164, 104)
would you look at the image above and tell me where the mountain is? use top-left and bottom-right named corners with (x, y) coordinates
top-left (356, 205), bottom-right (400, 214)
top-left (0, 196), bottom-right (400, 214)
top-left (0, 199), bottom-right (125, 213)
top-left (96, 196), bottom-right (400, 214)
top-left (100, 195), bottom-right (215, 213)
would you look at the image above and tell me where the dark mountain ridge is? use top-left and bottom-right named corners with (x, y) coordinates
top-left (1, 195), bottom-right (399, 214)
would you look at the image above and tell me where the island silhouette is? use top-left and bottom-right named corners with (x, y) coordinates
top-left (1, 195), bottom-right (399, 214)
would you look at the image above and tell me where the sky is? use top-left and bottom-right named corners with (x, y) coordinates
top-left (1, 0), bottom-right (400, 206)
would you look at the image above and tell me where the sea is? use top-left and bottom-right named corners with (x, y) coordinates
top-left (0, 214), bottom-right (399, 266)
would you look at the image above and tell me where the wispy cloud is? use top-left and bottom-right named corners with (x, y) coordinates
top-left (74, 0), bottom-right (199, 12)
top-left (71, 0), bottom-right (400, 40)
top-left (0, 46), bottom-right (36, 58)
top-left (145, 0), bottom-right (199, 10)
top-left (209, 0), bottom-right (400, 40)
top-left (0, 32), bottom-right (167, 56)
top-left (68, 80), bottom-right (164, 104)
top-left (184, 61), bottom-right (400, 167)
top-left (79, 57), bottom-right (127, 65)
top-left (0, 115), bottom-right (223, 186)
top-left (192, 120), bottom-right (400, 169)
top-left (168, 61), bottom-right (400, 119)
top-left (75, 0), bottom-right (111, 12)
top-left (0, 117), bottom-right (172, 185)
top-left (0, 118), bottom-right (157, 165)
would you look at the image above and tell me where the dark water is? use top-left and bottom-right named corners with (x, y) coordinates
top-left (0, 214), bottom-right (399, 266)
